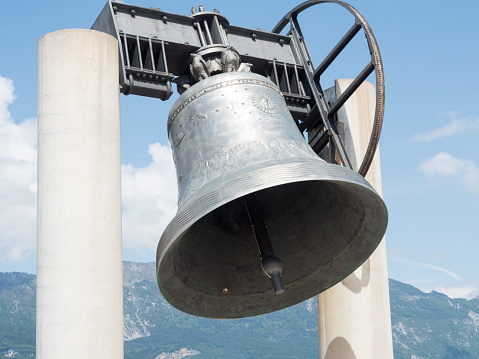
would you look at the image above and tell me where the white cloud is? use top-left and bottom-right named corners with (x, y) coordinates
top-left (388, 257), bottom-right (479, 299)
top-left (121, 143), bottom-right (178, 260)
top-left (436, 278), bottom-right (479, 300)
top-left (0, 75), bottom-right (37, 263)
top-left (0, 74), bottom-right (179, 266)
top-left (391, 257), bottom-right (461, 281)
top-left (412, 111), bottom-right (479, 142)
top-left (419, 152), bottom-right (479, 195)
top-left (0, 76), bottom-right (16, 121)
top-left (420, 152), bottom-right (469, 177)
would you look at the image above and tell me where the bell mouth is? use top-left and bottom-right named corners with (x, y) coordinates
top-left (156, 157), bottom-right (387, 318)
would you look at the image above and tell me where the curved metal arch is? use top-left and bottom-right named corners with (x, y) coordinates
top-left (273, 0), bottom-right (385, 177)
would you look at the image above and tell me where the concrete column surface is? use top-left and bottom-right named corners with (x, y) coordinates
top-left (317, 79), bottom-right (393, 359)
top-left (37, 29), bottom-right (123, 358)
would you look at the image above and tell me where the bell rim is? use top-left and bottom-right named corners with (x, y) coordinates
top-left (157, 156), bottom-right (382, 264)
top-left (156, 157), bottom-right (388, 318)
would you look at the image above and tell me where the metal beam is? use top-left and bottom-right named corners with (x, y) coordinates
top-left (289, 16), bottom-right (352, 169)
top-left (313, 21), bottom-right (362, 80)
top-left (328, 61), bottom-right (375, 118)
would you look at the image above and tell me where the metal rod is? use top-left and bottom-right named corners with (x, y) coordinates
top-left (122, 34), bottom-right (130, 68)
top-left (203, 19), bottom-right (213, 45)
top-left (160, 40), bottom-right (168, 73)
top-left (272, 61), bottom-right (280, 89)
top-left (289, 16), bottom-right (353, 169)
top-left (148, 38), bottom-right (156, 72)
top-left (243, 193), bottom-right (284, 295)
top-left (328, 61), bottom-right (375, 118)
top-left (218, 22), bottom-right (229, 45)
top-left (283, 62), bottom-right (292, 94)
top-left (136, 36), bottom-right (143, 71)
top-left (308, 126), bottom-right (329, 153)
top-left (195, 22), bottom-right (206, 47)
top-left (293, 64), bottom-right (302, 96)
top-left (244, 194), bottom-right (273, 256)
top-left (313, 21), bottom-right (362, 79)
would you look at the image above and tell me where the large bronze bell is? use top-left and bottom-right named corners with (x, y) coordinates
top-left (156, 71), bottom-right (387, 318)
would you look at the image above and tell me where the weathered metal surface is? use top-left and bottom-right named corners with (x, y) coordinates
top-left (156, 72), bottom-right (388, 318)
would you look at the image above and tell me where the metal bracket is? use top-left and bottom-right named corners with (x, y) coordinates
top-left (92, 0), bottom-right (384, 176)
top-left (273, 0), bottom-right (385, 176)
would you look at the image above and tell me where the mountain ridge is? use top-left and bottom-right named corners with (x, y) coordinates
top-left (1, 262), bottom-right (478, 358)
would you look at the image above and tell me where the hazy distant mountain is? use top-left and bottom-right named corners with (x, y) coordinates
top-left (389, 279), bottom-right (479, 359)
top-left (0, 272), bottom-right (36, 358)
top-left (1, 262), bottom-right (478, 358)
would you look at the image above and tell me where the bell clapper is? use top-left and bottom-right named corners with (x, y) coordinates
top-left (244, 193), bottom-right (284, 295)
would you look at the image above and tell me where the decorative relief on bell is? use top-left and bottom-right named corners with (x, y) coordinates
top-left (168, 72), bottom-right (318, 208)
top-left (252, 93), bottom-right (279, 114)
top-left (168, 78), bottom-right (282, 131)
top-left (221, 46), bottom-right (241, 73)
top-left (173, 42), bottom-right (254, 95)
top-left (177, 138), bottom-right (315, 207)
top-left (189, 53), bottom-right (210, 82)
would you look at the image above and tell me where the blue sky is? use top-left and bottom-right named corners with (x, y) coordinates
top-left (0, 0), bottom-right (478, 299)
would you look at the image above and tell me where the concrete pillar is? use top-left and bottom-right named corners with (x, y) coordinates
top-left (37, 29), bottom-right (123, 358)
top-left (317, 80), bottom-right (393, 359)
